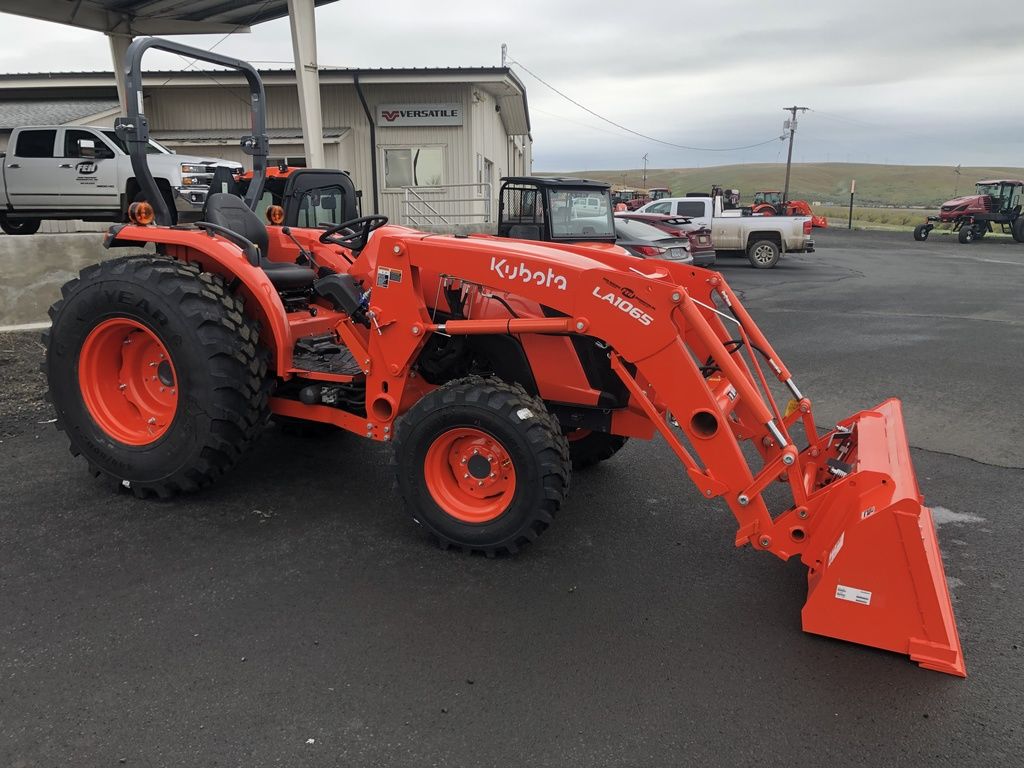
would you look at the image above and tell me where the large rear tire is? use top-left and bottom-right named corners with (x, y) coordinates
top-left (394, 376), bottom-right (570, 555)
top-left (1013, 217), bottom-right (1024, 243)
top-left (44, 255), bottom-right (269, 497)
top-left (0, 217), bottom-right (41, 235)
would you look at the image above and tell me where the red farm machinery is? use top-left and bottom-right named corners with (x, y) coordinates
top-left (914, 179), bottom-right (1024, 244)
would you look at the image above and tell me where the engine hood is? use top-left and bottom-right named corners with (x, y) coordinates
top-left (941, 194), bottom-right (988, 209)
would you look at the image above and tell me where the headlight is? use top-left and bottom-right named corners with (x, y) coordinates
top-left (180, 176), bottom-right (205, 186)
top-left (180, 164), bottom-right (208, 174)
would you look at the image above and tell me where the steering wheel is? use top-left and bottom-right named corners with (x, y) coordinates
top-left (319, 215), bottom-right (389, 252)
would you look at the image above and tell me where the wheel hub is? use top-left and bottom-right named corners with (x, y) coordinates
top-left (78, 318), bottom-right (179, 445)
top-left (423, 427), bottom-right (517, 523)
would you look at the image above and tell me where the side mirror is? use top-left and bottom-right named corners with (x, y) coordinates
top-left (77, 138), bottom-right (97, 158)
top-left (320, 195), bottom-right (337, 210)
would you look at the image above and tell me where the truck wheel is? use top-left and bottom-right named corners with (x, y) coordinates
top-left (567, 430), bottom-right (628, 470)
top-left (958, 226), bottom-right (976, 244)
top-left (394, 376), bottom-right (570, 555)
top-left (1012, 218), bottom-right (1024, 243)
top-left (0, 217), bottom-right (41, 235)
top-left (913, 224), bottom-right (930, 241)
top-left (974, 225), bottom-right (987, 239)
top-left (44, 255), bottom-right (269, 498)
top-left (747, 239), bottom-right (780, 268)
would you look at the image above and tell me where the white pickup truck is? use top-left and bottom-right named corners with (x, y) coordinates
top-left (0, 125), bottom-right (242, 235)
top-left (636, 195), bottom-right (815, 268)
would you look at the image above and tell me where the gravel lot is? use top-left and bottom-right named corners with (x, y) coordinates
top-left (1, 228), bottom-right (1021, 767)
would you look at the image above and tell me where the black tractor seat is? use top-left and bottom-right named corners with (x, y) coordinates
top-left (202, 193), bottom-right (314, 291)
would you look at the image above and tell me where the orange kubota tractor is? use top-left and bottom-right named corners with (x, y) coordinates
top-left (44, 39), bottom-right (964, 676)
top-left (752, 190), bottom-right (828, 229)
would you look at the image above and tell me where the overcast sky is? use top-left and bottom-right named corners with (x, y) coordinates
top-left (0, 0), bottom-right (1021, 170)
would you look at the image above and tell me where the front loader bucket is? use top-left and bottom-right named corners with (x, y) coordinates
top-left (800, 399), bottom-right (965, 676)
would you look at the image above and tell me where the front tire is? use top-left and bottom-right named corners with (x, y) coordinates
top-left (747, 239), bottom-right (781, 268)
top-left (44, 255), bottom-right (269, 497)
top-left (394, 377), bottom-right (570, 555)
top-left (0, 216), bottom-right (41, 235)
top-left (567, 430), bottom-right (628, 470)
top-left (913, 224), bottom-right (930, 241)
top-left (958, 225), bottom-right (976, 244)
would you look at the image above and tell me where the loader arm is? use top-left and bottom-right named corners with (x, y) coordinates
top-left (357, 228), bottom-right (965, 676)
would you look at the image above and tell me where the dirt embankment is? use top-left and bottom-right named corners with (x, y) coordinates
top-left (0, 331), bottom-right (52, 438)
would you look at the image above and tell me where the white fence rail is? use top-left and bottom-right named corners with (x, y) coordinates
top-left (401, 183), bottom-right (492, 226)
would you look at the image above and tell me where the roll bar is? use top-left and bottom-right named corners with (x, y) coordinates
top-left (114, 37), bottom-right (269, 226)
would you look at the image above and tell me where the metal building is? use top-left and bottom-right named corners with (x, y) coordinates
top-left (0, 67), bottom-right (532, 226)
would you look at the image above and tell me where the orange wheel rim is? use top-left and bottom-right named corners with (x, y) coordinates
top-left (423, 427), bottom-right (517, 523)
top-left (78, 318), bottom-right (179, 445)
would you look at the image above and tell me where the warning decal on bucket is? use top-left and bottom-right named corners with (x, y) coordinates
top-left (835, 584), bottom-right (872, 606)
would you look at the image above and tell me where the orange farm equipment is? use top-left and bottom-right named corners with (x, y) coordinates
top-left (44, 38), bottom-right (964, 678)
top-left (753, 190), bottom-right (828, 228)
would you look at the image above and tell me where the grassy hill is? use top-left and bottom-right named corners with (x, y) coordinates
top-left (555, 163), bottom-right (1024, 208)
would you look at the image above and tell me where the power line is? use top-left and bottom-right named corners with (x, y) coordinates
top-left (510, 58), bottom-right (782, 153)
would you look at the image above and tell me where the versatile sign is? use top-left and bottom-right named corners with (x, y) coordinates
top-left (376, 103), bottom-right (463, 127)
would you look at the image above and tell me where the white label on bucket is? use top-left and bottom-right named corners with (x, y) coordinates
top-left (828, 532), bottom-right (845, 567)
top-left (835, 584), bottom-right (872, 606)
top-left (860, 506), bottom-right (877, 520)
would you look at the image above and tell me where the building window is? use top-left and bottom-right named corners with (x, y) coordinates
top-left (383, 146), bottom-right (444, 189)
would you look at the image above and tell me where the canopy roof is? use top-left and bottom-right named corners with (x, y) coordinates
top-left (0, 0), bottom-right (339, 35)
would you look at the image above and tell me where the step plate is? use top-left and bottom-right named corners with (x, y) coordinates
top-left (292, 346), bottom-right (362, 376)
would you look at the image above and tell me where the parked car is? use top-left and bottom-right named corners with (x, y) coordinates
top-left (613, 217), bottom-right (693, 263)
top-left (636, 194), bottom-right (814, 268)
top-left (615, 211), bottom-right (715, 266)
top-left (0, 125), bottom-right (241, 234)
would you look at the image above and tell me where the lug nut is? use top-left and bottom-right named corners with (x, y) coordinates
top-left (760, 536), bottom-right (772, 547)
top-left (737, 494), bottom-right (749, 506)
top-left (782, 454), bottom-right (795, 466)
top-left (671, 291), bottom-right (681, 302)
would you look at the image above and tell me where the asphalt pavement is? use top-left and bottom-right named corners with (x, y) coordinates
top-left (1, 228), bottom-right (1021, 767)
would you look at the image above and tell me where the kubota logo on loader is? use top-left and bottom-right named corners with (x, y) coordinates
top-left (489, 257), bottom-right (568, 290)
top-left (592, 287), bottom-right (654, 326)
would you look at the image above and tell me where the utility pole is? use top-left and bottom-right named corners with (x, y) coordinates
top-left (642, 153), bottom-right (648, 188)
top-left (782, 106), bottom-right (809, 203)
top-left (500, 43), bottom-right (507, 67)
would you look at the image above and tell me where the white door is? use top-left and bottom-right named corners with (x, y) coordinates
top-left (58, 129), bottom-right (120, 209)
top-left (5, 129), bottom-right (63, 208)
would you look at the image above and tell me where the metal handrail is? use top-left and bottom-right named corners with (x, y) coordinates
top-left (401, 183), bottom-right (492, 225)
